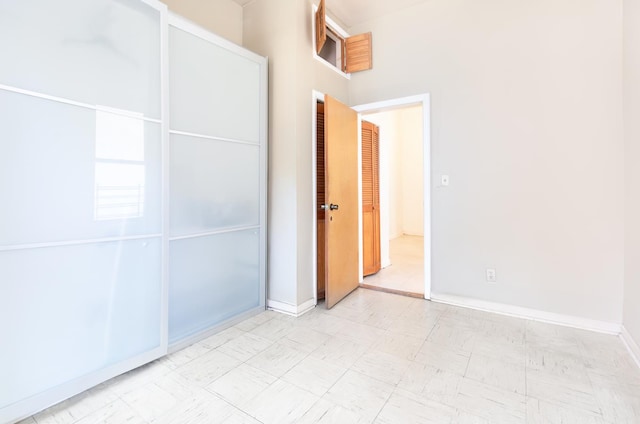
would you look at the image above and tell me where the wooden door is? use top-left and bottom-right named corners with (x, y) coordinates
top-left (362, 121), bottom-right (381, 276)
top-left (324, 95), bottom-right (359, 308)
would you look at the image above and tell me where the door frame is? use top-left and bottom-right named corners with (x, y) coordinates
top-left (353, 94), bottom-right (431, 300)
top-left (311, 90), bottom-right (323, 306)
top-left (312, 91), bottom-right (431, 302)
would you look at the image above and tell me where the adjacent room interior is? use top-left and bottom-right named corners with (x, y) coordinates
top-left (360, 105), bottom-right (426, 297)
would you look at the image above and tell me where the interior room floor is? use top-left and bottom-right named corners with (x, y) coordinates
top-left (363, 235), bottom-right (424, 295)
top-left (22, 289), bottom-right (640, 424)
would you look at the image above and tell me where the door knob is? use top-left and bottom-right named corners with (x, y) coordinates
top-left (329, 203), bottom-right (339, 210)
top-left (320, 204), bottom-right (329, 210)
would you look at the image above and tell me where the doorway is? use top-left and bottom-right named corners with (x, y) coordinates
top-left (312, 92), bottom-right (431, 305)
top-left (354, 95), bottom-right (431, 300)
top-left (359, 104), bottom-right (425, 297)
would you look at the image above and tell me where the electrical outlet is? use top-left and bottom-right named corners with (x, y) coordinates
top-left (486, 268), bottom-right (497, 283)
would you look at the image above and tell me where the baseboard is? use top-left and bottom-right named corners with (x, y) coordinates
top-left (621, 326), bottom-right (640, 369)
top-left (360, 283), bottom-right (424, 298)
top-left (267, 298), bottom-right (316, 317)
top-left (430, 293), bottom-right (621, 335)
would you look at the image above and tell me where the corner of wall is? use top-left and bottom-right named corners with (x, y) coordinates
top-left (621, 326), bottom-right (640, 369)
top-left (623, 0), bottom-right (640, 364)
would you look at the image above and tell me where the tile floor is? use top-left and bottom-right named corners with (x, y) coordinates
top-left (22, 289), bottom-right (640, 424)
top-left (363, 235), bottom-right (424, 295)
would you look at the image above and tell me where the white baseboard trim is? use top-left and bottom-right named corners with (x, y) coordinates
top-left (430, 293), bottom-right (621, 335)
top-left (621, 326), bottom-right (640, 369)
top-left (267, 298), bottom-right (316, 317)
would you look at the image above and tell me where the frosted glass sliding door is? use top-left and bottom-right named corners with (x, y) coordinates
top-left (0, 0), bottom-right (162, 118)
top-left (168, 17), bottom-right (267, 344)
top-left (170, 134), bottom-right (260, 235)
top-left (0, 3), bottom-right (267, 422)
top-left (0, 0), bottom-right (166, 422)
top-left (0, 239), bottom-right (162, 409)
top-left (170, 230), bottom-right (261, 338)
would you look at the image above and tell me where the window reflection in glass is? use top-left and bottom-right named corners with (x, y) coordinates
top-left (94, 107), bottom-right (145, 221)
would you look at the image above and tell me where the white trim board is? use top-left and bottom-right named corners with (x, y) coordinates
top-left (268, 299), bottom-right (316, 317)
top-left (311, 90), bottom-right (324, 307)
top-left (621, 326), bottom-right (640, 370)
top-left (431, 293), bottom-right (622, 335)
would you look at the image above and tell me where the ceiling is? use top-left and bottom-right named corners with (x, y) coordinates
top-left (231, 0), bottom-right (428, 28)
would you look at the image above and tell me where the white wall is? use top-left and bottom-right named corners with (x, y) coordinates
top-left (399, 106), bottom-right (424, 236)
top-left (349, 0), bottom-right (625, 323)
top-left (624, 0), bottom-right (640, 348)
top-left (243, 0), bottom-right (349, 309)
top-left (366, 106), bottom-right (424, 237)
top-left (161, 0), bottom-right (243, 45)
top-left (243, 0), bottom-right (299, 307)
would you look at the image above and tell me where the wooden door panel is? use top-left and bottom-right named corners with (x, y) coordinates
top-left (324, 95), bottom-right (359, 308)
top-left (363, 210), bottom-right (375, 275)
top-left (372, 124), bottom-right (380, 271)
top-left (362, 121), bottom-right (381, 276)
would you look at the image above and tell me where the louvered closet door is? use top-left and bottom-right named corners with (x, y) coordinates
top-left (168, 16), bottom-right (267, 345)
top-left (362, 121), bottom-right (381, 276)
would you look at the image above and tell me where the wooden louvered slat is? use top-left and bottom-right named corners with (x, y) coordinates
top-left (373, 125), bottom-right (380, 206)
top-left (362, 125), bottom-right (374, 207)
top-left (345, 32), bottom-right (372, 73)
top-left (317, 102), bottom-right (325, 219)
top-left (372, 125), bottom-right (380, 272)
top-left (362, 120), bottom-right (380, 276)
top-left (317, 101), bottom-right (325, 300)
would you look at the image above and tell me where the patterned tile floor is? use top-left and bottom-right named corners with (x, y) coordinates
top-left (21, 289), bottom-right (640, 423)
top-left (363, 235), bottom-right (424, 295)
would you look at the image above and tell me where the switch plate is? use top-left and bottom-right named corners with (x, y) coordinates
top-left (441, 175), bottom-right (450, 186)
top-left (486, 268), bottom-right (496, 283)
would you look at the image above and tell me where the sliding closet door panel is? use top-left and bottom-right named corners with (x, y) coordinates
top-left (0, 90), bottom-right (162, 247)
top-left (0, 1), bottom-right (165, 421)
top-left (170, 134), bottom-right (260, 236)
top-left (169, 26), bottom-right (260, 142)
top-left (169, 229), bottom-right (260, 342)
top-left (0, 0), bottom-right (161, 118)
top-left (168, 15), bottom-right (267, 348)
top-left (0, 238), bottom-right (161, 409)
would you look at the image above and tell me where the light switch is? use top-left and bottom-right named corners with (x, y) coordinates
top-left (441, 175), bottom-right (450, 186)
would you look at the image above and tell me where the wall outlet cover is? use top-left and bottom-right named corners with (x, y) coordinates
top-left (486, 268), bottom-right (497, 282)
